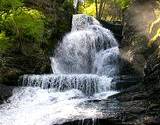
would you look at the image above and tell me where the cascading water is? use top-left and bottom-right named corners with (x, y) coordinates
top-left (0, 14), bottom-right (120, 125)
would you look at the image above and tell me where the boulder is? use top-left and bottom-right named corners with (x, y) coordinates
top-left (0, 84), bottom-right (14, 104)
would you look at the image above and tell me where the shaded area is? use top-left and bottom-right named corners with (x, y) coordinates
top-left (99, 20), bottom-right (123, 43)
top-left (110, 1), bottom-right (160, 124)
top-left (110, 82), bottom-right (160, 124)
top-left (0, 84), bottom-right (14, 104)
top-left (54, 118), bottom-right (123, 125)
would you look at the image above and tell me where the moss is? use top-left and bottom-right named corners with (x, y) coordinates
top-left (0, 67), bottom-right (22, 85)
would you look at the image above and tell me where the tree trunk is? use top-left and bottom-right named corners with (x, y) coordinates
top-left (95, 0), bottom-right (98, 18)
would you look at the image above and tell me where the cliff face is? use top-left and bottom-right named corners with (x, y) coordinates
top-left (121, 0), bottom-right (156, 75)
top-left (111, 1), bottom-right (160, 124)
top-left (121, 0), bottom-right (160, 93)
top-left (144, 48), bottom-right (160, 89)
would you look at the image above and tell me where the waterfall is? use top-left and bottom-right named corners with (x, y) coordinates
top-left (22, 14), bottom-right (120, 95)
top-left (0, 14), bottom-right (120, 125)
top-left (51, 14), bottom-right (119, 75)
top-left (22, 74), bottom-right (113, 96)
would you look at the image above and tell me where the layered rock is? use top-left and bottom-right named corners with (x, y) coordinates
top-left (0, 50), bottom-right (51, 85)
top-left (109, 1), bottom-right (160, 124)
top-left (144, 49), bottom-right (160, 85)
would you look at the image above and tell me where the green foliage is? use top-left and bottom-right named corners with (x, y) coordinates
top-left (0, 7), bottom-right (45, 46)
top-left (0, 32), bottom-right (11, 52)
top-left (78, 0), bottom-right (131, 21)
top-left (148, 10), bottom-right (160, 47)
top-left (114, 0), bottom-right (131, 11)
top-left (148, 18), bottom-right (160, 47)
top-left (0, 0), bottom-right (23, 11)
top-left (79, 0), bottom-right (96, 16)
top-left (0, 0), bottom-right (47, 53)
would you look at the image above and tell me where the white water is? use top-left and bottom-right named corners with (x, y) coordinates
top-left (22, 74), bottom-right (113, 96)
top-left (0, 14), bottom-right (120, 125)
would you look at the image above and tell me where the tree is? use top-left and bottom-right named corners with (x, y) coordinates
top-left (74, 0), bottom-right (84, 13)
top-left (78, 0), bottom-right (96, 16)
top-left (78, 0), bottom-right (131, 21)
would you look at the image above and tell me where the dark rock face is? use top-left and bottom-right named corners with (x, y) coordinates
top-left (99, 20), bottom-right (123, 43)
top-left (0, 52), bottom-right (51, 85)
top-left (110, 82), bottom-right (160, 124)
top-left (109, 0), bottom-right (160, 124)
top-left (111, 75), bottom-right (142, 91)
top-left (110, 49), bottom-right (160, 124)
top-left (144, 49), bottom-right (160, 86)
top-left (53, 118), bottom-right (123, 125)
top-left (110, 59), bottom-right (160, 121)
top-left (0, 84), bottom-right (14, 104)
top-left (121, 0), bottom-right (156, 75)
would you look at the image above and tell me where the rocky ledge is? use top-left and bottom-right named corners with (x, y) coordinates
top-left (0, 84), bottom-right (14, 104)
top-left (53, 118), bottom-right (124, 125)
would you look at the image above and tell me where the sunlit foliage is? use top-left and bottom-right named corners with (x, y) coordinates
top-left (79, 0), bottom-right (96, 16)
top-left (98, 0), bottom-right (122, 21)
top-left (148, 8), bottom-right (160, 47)
top-left (114, 0), bottom-right (131, 11)
top-left (0, 0), bottom-right (46, 52)
top-left (78, 0), bottom-right (131, 21)
top-left (3, 7), bottom-right (45, 42)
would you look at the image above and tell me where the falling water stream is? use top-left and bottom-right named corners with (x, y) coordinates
top-left (0, 14), bottom-right (120, 125)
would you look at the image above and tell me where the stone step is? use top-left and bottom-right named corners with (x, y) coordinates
top-left (111, 75), bottom-right (143, 91)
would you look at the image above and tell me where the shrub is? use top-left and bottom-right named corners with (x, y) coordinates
top-left (0, 32), bottom-right (10, 52)
top-left (0, 7), bottom-right (46, 50)
top-left (0, 0), bottom-right (23, 11)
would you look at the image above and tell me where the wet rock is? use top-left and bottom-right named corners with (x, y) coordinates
top-left (112, 1), bottom-right (160, 123)
top-left (99, 20), bottom-right (123, 43)
top-left (110, 83), bottom-right (160, 124)
top-left (0, 84), bottom-right (14, 104)
top-left (144, 49), bottom-right (160, 86)
top-left (53, 118), bottom-right (124, 125)
top-left (0, 53), bottom-right (51, 86)
top-left (111, 75), bottom-right (142, 91)
top-left (144, 117), bottom-right (160, 125)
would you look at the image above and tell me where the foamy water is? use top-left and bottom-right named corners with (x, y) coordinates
top-left (0, 87), bottom-right (118, 125)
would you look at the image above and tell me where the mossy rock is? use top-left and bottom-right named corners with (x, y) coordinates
top-left (0, 67), bottom-right (22, 85)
